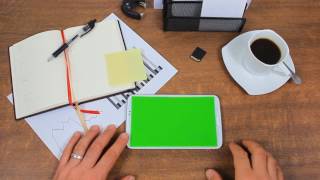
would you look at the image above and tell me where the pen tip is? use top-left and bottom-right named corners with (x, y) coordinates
top-left (47, 56), bottom-right (54, 62)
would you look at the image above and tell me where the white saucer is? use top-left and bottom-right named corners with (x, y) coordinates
top-left (221, 31), bottom-right (295, 95)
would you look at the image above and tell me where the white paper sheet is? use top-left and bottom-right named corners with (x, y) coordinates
top-left (154, 0), bottom-right (163, 9)
top-left (200, 0), bottom-right (247, 18)
top-left (246, 0), bottom-right (252, 9)
top-left (8, 13), bottom-right (177, 159)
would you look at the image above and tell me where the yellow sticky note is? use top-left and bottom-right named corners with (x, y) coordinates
top-left (105, 49), bottom-right (147, 85)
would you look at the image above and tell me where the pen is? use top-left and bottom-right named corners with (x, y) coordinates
top-left (48, 19), bottom-right (97, 62)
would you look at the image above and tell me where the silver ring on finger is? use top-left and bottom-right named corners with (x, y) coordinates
top-left (71, 153), bottom-right (83, 160)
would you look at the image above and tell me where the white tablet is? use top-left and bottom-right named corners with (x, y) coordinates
top-left (126, 95), bottom-right (223, 149)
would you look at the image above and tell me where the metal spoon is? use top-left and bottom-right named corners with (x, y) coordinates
top-left (282, 62), bottom-right (302, 85)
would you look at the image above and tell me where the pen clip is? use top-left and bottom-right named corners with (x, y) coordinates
top-left (80, 19), bottom-right (97, 38)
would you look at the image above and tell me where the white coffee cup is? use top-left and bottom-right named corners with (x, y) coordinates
top-left (242, 30), bottom-right (290, 76)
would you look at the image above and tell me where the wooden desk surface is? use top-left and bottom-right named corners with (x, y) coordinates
top-left (0, 0), bottom-right (319, 179)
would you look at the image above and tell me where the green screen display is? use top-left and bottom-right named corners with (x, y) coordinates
top-left (129, 96), bottom-right (218, 147)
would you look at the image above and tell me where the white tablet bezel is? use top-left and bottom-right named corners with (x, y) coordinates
top-left (126, 95), bottom-right (223, 149)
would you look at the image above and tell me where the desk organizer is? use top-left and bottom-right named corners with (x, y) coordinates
top-left (163, 0), bottom-right (246, 32)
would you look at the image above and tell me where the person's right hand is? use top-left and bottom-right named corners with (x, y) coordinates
top-left (53, 125), bottom-right (134, 180)
top-left (206, 140), bottom-right (284, 180)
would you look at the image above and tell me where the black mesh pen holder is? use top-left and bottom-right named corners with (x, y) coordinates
top-left (163, 0), bottom-right (246, 32)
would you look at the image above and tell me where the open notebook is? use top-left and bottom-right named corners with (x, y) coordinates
top-left (9, 19), bottom-right (135, 119)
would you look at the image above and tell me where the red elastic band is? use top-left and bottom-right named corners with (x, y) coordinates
top-left (80, 109), bottom-right (101, 114)
top-left (60, 30), bottom-right (100, 115)
top-left (60, 30), bottom-right (73, 105)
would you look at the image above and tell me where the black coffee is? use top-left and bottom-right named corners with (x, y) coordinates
top-left (250, 38), bottom-right (281, 65)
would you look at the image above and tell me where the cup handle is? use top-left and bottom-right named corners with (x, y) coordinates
top-left (272, 62), bottom-right (292, 76)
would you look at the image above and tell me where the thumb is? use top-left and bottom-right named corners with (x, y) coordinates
top-left (206, 169), bottom-right (222, 180)
top-left (121, 175), bottom-right (135, 180)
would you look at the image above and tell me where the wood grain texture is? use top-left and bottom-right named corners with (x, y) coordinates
top-left (0, 0), bottom-right (319, 179)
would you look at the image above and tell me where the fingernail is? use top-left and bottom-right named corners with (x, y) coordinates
top-left (120, 133), bottom-right (129, 139)
top-left (107, 124), bottom-right (116, 130)
top-left (127, 176), bottom-right (135, 180)
top-left (73, 131), bottom-right (81, 136)
top-left (90, 125), bottom-right (100, 131)
top-left (205, 169), bottom-right (215, 178)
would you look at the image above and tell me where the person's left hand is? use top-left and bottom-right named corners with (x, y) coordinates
top-left (53, 125), bottom-right (134, 180)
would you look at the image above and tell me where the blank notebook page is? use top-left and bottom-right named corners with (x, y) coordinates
top-left (64, 20), bottom-right (134, 102)
top-left (9, 30), bottom-right (68, 119)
